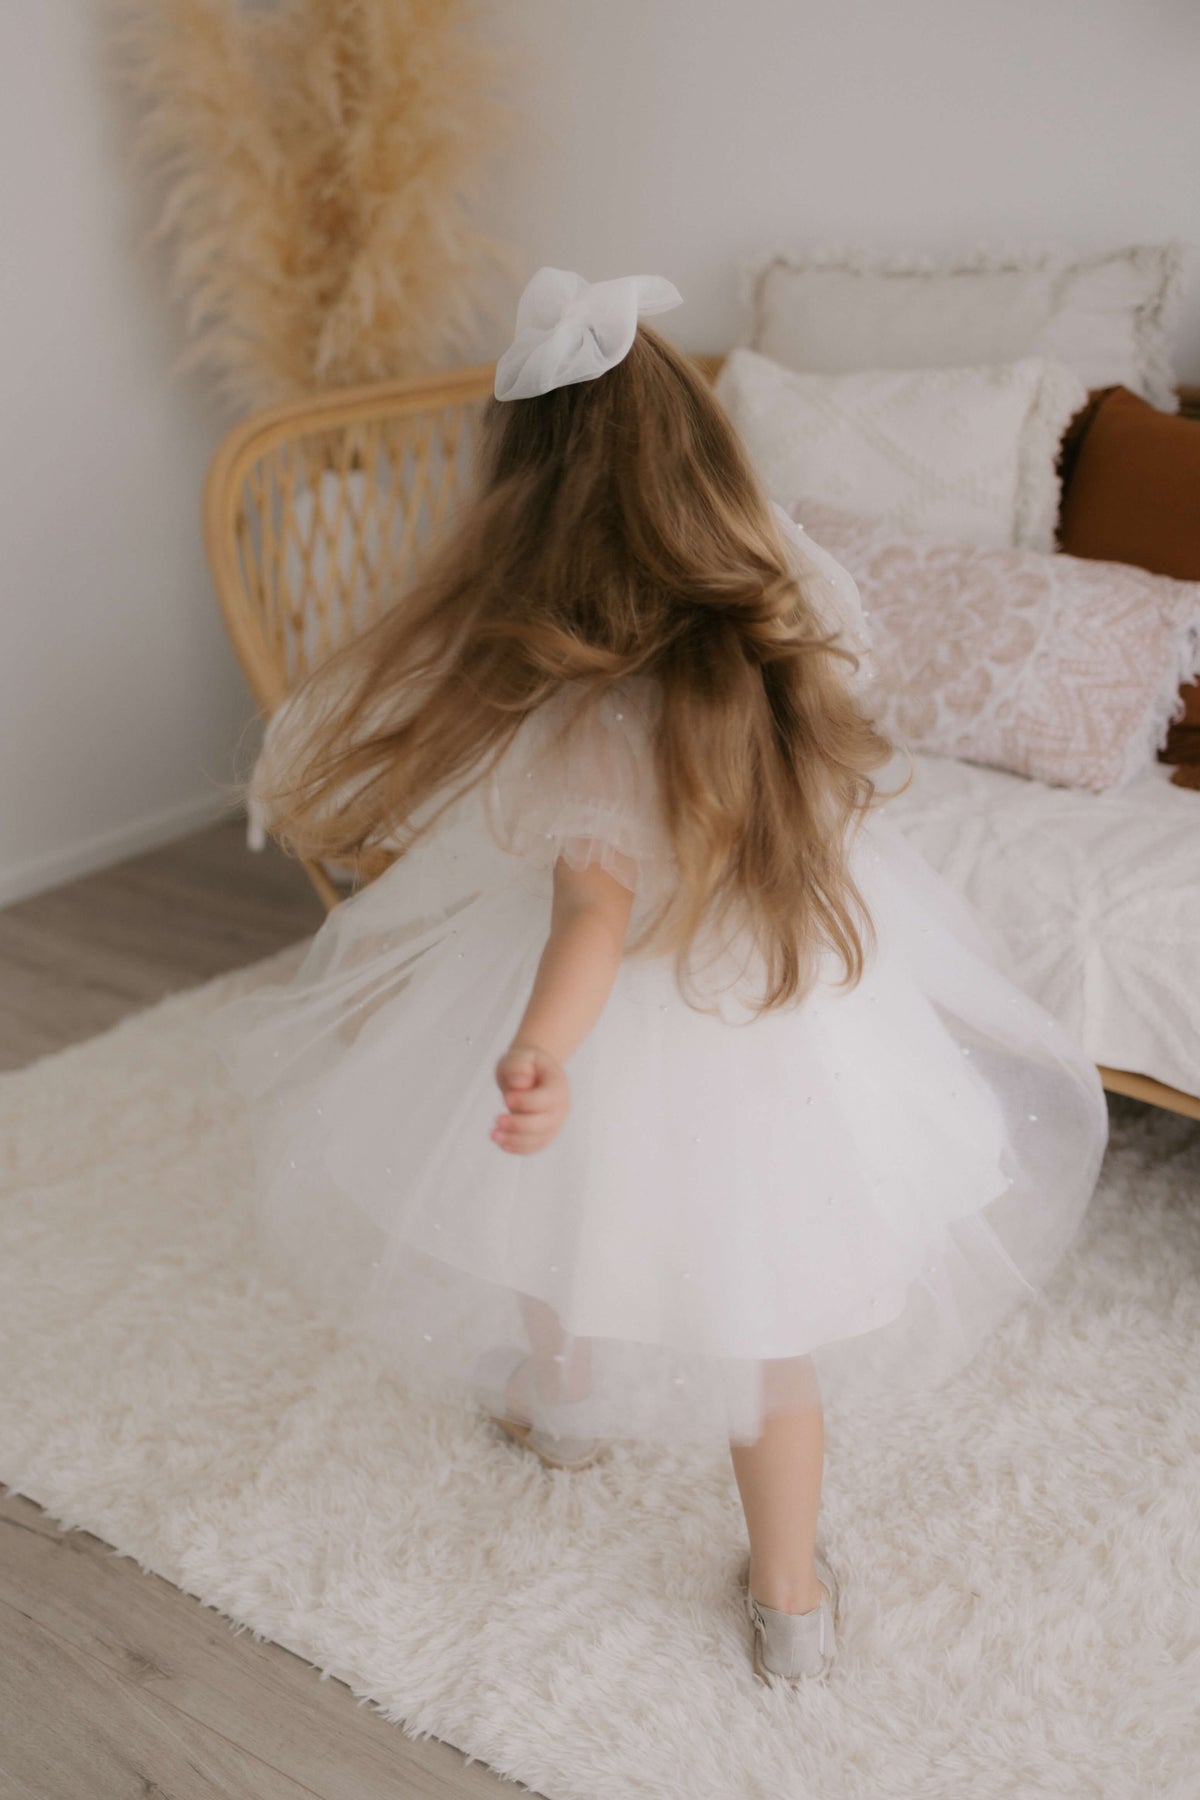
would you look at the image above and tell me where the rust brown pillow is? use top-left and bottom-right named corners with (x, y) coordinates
top-left (1058, 386), bottom-right (1200, 782)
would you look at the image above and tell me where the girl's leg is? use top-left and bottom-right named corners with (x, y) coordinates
top-left (730, 1359), bottom-right (826, 1615)
top-left (511, 1292), bottom-right (591, 1411)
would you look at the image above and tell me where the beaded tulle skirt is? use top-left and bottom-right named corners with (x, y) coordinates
top-left (212, 726), bottom-right (1108, 1446)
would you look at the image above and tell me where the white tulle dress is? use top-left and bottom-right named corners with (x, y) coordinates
top-left (214, 508), bottom-right (1108, 1446)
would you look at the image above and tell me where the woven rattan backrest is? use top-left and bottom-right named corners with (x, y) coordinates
top-left (204, 365), bottom-right (497, 715)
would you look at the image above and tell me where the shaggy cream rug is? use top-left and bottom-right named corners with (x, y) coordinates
top-left (2, 953), bottom-right (1198, 1800)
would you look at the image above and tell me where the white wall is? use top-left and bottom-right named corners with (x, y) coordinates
top-left (478, 0), bottom-right (1200, 373)
top-left (2, 0), bottom-right (1197, 905)
top-left (0, 2), bottom-right (249, 906)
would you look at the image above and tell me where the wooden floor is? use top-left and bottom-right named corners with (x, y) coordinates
top-left (0, 820), bottom-right (524, 1800)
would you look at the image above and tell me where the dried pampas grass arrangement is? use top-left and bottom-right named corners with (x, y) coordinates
top-left (111, 0), bottom-right (514, 414)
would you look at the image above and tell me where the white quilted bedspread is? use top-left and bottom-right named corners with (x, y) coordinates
top-left (885, 752), bottom-right (1200, 1098)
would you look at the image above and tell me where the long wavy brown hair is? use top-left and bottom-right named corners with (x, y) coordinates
top-left (254, 324), bottom-right (893, 1010)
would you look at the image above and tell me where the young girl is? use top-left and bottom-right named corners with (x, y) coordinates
top-left (218, 267), bottom-right (1108, 1686)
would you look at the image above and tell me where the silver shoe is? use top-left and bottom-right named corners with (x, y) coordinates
top-left (745, 1553), bottom-right (839, 1683)
top-left (473, 1345), bottom-right (604, 1472)
top-left (490, 1413), bottom-right (604, 1472)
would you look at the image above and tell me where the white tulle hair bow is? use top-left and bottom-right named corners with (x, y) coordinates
top-left (493, 266), bottom-right (683, 402)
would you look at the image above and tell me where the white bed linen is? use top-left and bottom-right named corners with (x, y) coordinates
top-left (884, 752), bottom-right (1200, 1097)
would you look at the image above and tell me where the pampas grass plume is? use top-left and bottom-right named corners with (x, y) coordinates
top-left (111, 0), bottom-right (515, 413)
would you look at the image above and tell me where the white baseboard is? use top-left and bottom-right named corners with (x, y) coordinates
top-left (0, 791), bottom-right (235, 910)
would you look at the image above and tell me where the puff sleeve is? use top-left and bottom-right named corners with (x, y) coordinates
top-left (487, 680), bottom-right (671, 910)
top-left (773, 501), bottom-right (875, 697)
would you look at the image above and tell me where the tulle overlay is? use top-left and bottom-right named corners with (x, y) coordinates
top-left (213, 673), bottom-right (1107, 1445)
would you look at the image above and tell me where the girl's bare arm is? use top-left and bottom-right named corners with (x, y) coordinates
top-left (492, 858), bottom-right (634, 1155)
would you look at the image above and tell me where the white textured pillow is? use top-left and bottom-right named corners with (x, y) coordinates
top-left (796, 499), bottom-right (1200, 792)
top-left (716, 348), bottom-right (1086, 551)
top-left (743, 243), bottom-right (1190, 412)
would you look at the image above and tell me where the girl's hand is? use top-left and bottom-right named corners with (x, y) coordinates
top-left (492, 1043), bottom-right (570, 1155)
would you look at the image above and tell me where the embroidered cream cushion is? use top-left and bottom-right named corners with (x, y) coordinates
top-left (743, 243), bottom-right (1189, 411)
top-left (716, 348), bottom-right (1086, 553)
top-left (798, 500), bottom-right (1200, 792)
